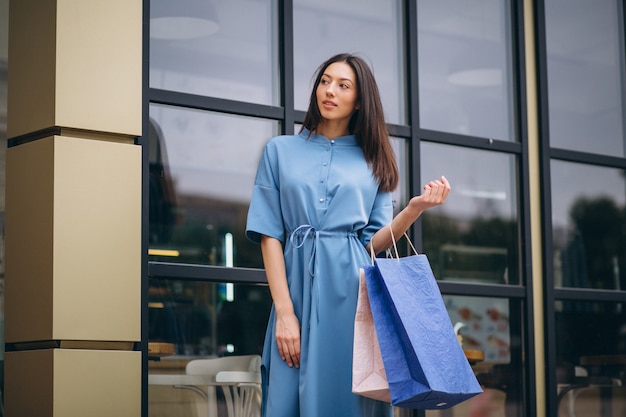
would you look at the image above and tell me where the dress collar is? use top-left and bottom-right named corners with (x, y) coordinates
top-left (299, 128), bottom-right (358, 146)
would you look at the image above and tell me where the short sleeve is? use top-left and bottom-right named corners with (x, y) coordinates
top-left (246, 141), bottom-right (285, 244)
top-left (359, 189), bottom-right (393, 247)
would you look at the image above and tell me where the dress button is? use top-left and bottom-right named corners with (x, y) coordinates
top-left (323, 162), bottom-right (328, 166)
top-left (319, 198), bottom-right (324, 203)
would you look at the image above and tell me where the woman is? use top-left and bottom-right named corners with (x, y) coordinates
top-left (246, 53), bottom-right (450, 417)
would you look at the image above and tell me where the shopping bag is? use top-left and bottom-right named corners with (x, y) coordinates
top-left (364, 230), bottom-right (482, 409)
top-left (352, 268), bottom-right (391, 402)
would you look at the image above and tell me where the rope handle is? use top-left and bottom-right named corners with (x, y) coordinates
top-left (371, 224), bottom-right (419, 264)
top-left (388, 224), bottom-right (418, 260)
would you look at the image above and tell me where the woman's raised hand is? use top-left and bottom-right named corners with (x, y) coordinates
top-left (409, 176), bottom-right (451, 212)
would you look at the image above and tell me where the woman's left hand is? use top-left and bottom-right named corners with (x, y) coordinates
top-left (408, 176), bottom-right (451, 212)
top-left (367, 176), bottom-right (451, 255)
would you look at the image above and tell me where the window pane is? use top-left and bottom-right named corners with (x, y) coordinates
top-left (421, 143), bottom-right (520, 285)
top-left (545, 0), bottom-right (626, 156)
top-left (150, 0), bottom-right (279, 105)
top-left (148, 279), bottom-right (271, 356)
top-left (148, 279), bottom-right (271, 414)
top-left (390, 137), bottom-right (408, 217)
top-left (555, 301), bottom-right (626, 416)
top-left (425, 296), bottom-right (526, 417)
top-left (417, 0), bottom-right (516, 141)
top-left (293, 0), bottom-right (406, 125)
top-left (551, 161), bottom-right (626, 290)
top-left (148, 104), bottom-right (278, 268)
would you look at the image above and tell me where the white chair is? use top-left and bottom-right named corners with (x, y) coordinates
top-left (178, 355), bottom-right (262, 417)
top-left (557, 366), bottom-right (622, 417)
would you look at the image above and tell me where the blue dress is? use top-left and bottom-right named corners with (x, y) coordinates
top-left (246, 129), bottom-right (394, 417)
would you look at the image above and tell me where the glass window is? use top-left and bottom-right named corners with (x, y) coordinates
top-left (148, 279), bottom-right (272, 414)
top-left (148, 104), bottom-right (278, 268)
top-left (293, 0), bottom-right (406, 125)
top-left (555, 301), bottom-right (626, 416)
top-left (551, 160), bottom-right (626, 290)
top-left (425, 296), bottom-right (526, 417)
top-left (421, 143), bottom-right (520, 285)
top-left (417, 0), bottom-right (516, 141)
top-left (544, 0), bottom-right (626, 156)
top-left (148, 279), bottom-right (271, 357)
top-left (390, 137), bottom-right (408, 218)
top-left (150, 0), bottom-right (280, 105)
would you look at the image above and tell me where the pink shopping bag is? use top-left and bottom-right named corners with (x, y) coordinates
top-left (352, 268), bottom-right (391, 402)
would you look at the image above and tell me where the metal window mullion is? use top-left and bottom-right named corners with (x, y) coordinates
top-left (280, 0), bottom-right (295, 134)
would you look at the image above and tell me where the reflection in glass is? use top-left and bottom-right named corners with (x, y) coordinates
top-left (417, 0), bottom-right (515, 141)
top-left (148, 279), bottom-right (271, 356)
top-left (150, 0), bottom-right (279, 105)
top-left (388, 136), bottom-right (412, 258)
top-left (544, 0), bottom-right (626, 156)
top-left (390, 137), bottom-right (408, 218)
top-left (551, 161), bottom-right (626, 290)
top-left (293, 0), bottom-right (406, 124)
top-left (148, 104), bottom-right (278, 267)
top-left (555, 301), bottom-right (626, 417)
top-left (425, 296), bottom-right (525, 417)
top-left (148, 279), bottom-right (271, 415)
top-left (421, 143), bottom-right (519, 285)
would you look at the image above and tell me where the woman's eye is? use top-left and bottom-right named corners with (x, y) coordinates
top-left (340, 83), bottom-right (349, 89)
top-left (321, 79), bottom-right (329, 85)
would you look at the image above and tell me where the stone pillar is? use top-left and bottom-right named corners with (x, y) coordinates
top-left (5, 0), bottom-right (142, 415)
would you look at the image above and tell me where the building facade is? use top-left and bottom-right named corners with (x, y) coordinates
top-left (1, 1), bottom-right (625, 416)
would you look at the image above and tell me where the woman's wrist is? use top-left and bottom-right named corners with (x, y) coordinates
top-left (274, 302), bottom-right (295, 317)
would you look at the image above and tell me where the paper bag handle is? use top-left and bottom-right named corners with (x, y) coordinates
top-left (388, 224), bottom-right (419, 261)
top-left (370, 224), bottom-right (419, 264)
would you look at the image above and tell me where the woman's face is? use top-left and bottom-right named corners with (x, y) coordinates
top-left (316, 62), bottom-right (359, 127)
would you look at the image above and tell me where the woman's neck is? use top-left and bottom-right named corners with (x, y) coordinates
top-left (315, 120), bottom-right (350, 140)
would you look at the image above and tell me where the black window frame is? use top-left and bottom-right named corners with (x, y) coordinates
top-left (139, 1), bottom-right (538, 416)
top-left (535, 0), bottom-right (626, 416)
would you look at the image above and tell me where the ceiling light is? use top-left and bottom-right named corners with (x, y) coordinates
top-left (448, 41), bottom-right (504, 87)
top-left (151, 0), bottom-right (220, 40)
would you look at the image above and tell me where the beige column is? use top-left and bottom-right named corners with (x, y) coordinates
top-left (524, 1), bottom-right (546, 416)
top-left (5, 0), bottom-right (142, 416)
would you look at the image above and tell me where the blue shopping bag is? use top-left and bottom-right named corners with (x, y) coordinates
top-left (363, 248), bottom-right (482, 409)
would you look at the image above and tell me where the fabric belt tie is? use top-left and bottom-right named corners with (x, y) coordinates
top-left (288, 224), bottom-right (357, 323)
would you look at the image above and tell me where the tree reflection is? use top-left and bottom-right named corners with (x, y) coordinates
top-left (561, 196), bottom-right (625, 290)
top-left (422, 211), bottom-right (517, 284)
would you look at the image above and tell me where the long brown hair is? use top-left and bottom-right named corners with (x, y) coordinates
top-left (301, 53), bottom-right (399, 192)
